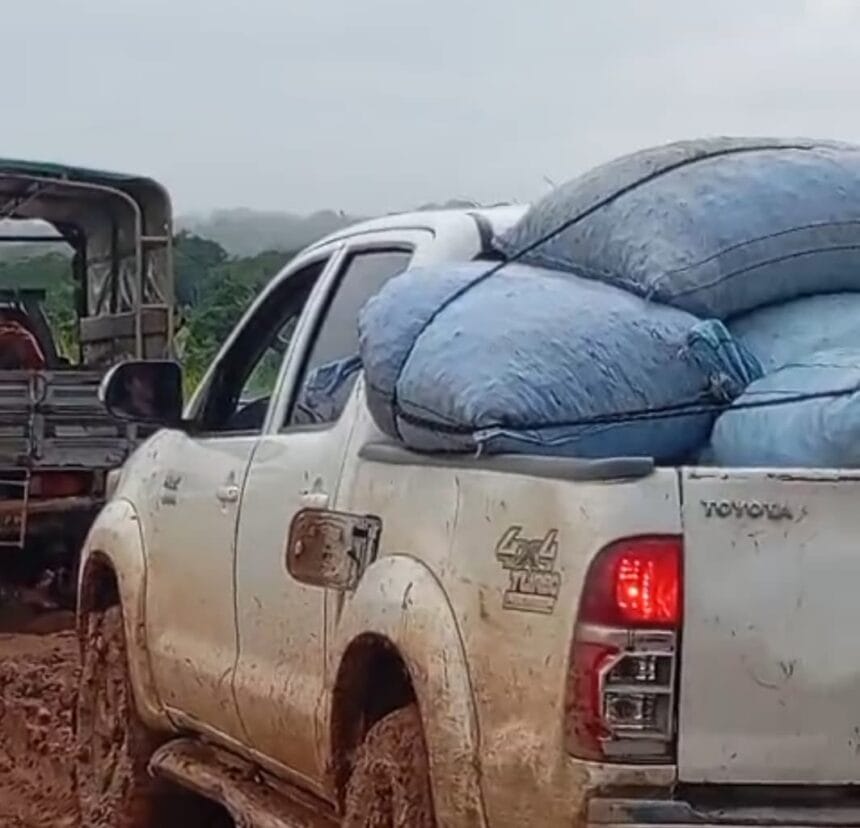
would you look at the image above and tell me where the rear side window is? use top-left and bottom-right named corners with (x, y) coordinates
top-left (287, 248), bottom-right (412, 427)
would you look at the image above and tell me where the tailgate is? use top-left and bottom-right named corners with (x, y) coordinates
top-left (679, 467), bottom-right (860, 784)
top-left (0, 369), bottom-right (132, 467)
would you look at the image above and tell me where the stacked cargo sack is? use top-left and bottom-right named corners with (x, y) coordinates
top-left (493, 136), bottom-right (860, 465)
top-left (709, 349), bottom-right (860, 467)
top-left (495, 137), bottom-right (860, 319)
top-left (711, 294), bottom-right (860, 466)
top-left (359, 261), bottom-right (757, 461)
top-left (359, 137), bottom-right (860, 464)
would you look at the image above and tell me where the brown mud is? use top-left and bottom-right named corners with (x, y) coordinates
top-left (0, 621), bottom-right (79, 828)
top-left (0, 607), bottom-right (412, 828)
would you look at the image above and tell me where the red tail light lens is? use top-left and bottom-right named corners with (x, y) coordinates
top-left (567, 535), bottom-right (682, 764)
top-left (578, 536), bottom-right (682, 628)
top-left (30, 471), bottom-right (91, 499)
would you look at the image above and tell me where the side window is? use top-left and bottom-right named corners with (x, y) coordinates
top-left (288, 248), bottom-right (412, 427)
top-left (194, 257), bottom-right (329, 434)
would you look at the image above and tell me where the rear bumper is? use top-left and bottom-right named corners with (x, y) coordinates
top-left (0, 495), bottom-right (101, 544)
top-left (588, 798), bottom-right (860, 828)
top-left (0, 496), bottom-right (100, 517)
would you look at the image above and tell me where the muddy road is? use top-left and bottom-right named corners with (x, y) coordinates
top-left (0, 623), bottom-right (78, 828)
top-left (0, 616), bottom-right (233, 828)
top-left (0, 612), bottom-right (395, 827)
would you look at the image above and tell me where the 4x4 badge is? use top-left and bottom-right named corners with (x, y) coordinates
top-left (495, 526), bottom-right (562, 615)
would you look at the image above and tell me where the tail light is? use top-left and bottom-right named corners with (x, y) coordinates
top-left (29, 471), bottom-right (92, 499)
top-left (566, 536), bottom-right (681, 763)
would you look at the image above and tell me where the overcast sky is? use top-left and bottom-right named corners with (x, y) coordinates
top-left (6, 0), bottom-right (860, 215)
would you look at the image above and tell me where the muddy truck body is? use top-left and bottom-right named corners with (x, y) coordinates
top-left (76, 205), bottom-right (858, 827)
top-left (0, 161), bottom-right (173, 600)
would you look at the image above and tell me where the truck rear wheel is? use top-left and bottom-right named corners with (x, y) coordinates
top-left (343, 703), bottom-right (435, 828)
top-left (75, 603), bottom-right (169, 827)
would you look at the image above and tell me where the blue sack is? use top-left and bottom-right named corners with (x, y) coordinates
top-left (729, 293), bottom-right (860, 372)
top-left (359, 261), bottom-right (758, 460)
top-left (710, 348), bottom-right (860, 467)
top-left (496, 137), bottom-right (860, 319)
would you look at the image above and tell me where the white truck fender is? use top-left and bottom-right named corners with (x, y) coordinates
top-left (329, 554), bottom-right (487, 827)
top-left (77, 497), bottom-right (171, 732)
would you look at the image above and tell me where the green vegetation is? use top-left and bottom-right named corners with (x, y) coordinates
top-left (0, 252), bottom-right (78, 357)
top-left (0, 233), bottom-right (297, 392)
top-left (174, 234), bottom-right (297, 390)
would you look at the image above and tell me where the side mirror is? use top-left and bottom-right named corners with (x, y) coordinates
top-left (99, 360), bottom-right (184, 426)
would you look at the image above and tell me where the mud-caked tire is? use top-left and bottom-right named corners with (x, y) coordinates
top-left (75, 603), bottom-right (172, 827)
top-left (343, 704), bottom-right (435, 828)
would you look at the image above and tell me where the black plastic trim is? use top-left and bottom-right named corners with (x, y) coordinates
top-left (358, 441), bottom-right (654, 482)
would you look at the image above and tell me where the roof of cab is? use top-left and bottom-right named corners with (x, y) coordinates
top-left (0, 157), bottom-right (172, 229)
top-left (306, 203), bottom-right (528, 252)
top-left (0, 158), bottom-right (160, 188)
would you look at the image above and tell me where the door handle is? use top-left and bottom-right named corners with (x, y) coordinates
top-left (216, 484), bottom-right (240, 504)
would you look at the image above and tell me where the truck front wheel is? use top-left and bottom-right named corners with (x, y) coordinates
top-left (343, 703), bottom-right (435, 828)
top-left (75, 603), bottom-right (168, 827)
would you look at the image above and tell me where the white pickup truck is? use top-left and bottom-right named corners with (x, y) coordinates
top-left (75, 205), bottom-right (860, 828)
